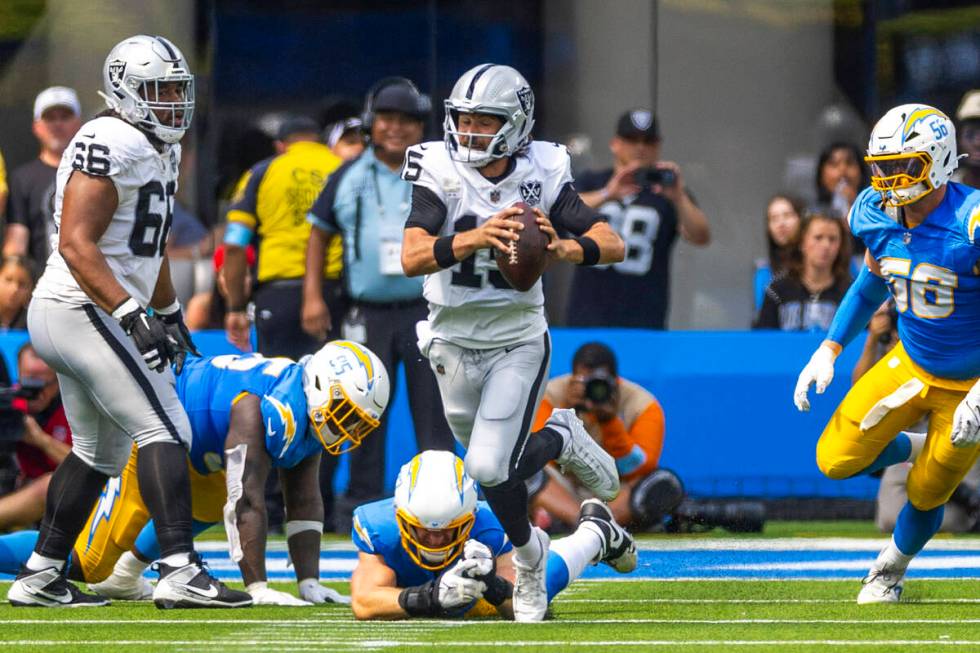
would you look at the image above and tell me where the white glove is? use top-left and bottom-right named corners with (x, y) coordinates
top-left (437, 558), bottom-right (487, 608)
top-left (461, 540), bottom-right (495, 578)
top-left (298, 578), bottom-right (351, 605)
top-left (951, 382), bottom-right (980, 448)
top-left (794, 344), bottom-right (838, 412)
top-left (247, 581), bottom-right (312, 606)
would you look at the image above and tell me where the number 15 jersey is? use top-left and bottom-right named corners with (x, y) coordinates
top-left (402, 141), bottom-right (602, 349)
top-left (34, 115), bottom-right (181, 307)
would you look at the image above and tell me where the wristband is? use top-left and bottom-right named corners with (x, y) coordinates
top-left (285, 520), bottom-right (323, 539)
top-left (397, 580), bottom-right (441, 617)
top-left (482, 575), bottom-right (513, 606)
top-left (433, 235), bottom-right (458, 269)
top-left (155, 300), bottom-right (181, 316)
top-left (111, 297), bottom-right (141, 321)
top-left (575, 236), bottom-right (601, 266)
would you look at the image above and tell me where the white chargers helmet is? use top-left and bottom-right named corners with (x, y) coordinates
top-left (444, 63), bottom-right (535, 167)
top-left (865, 103), bottom-right (959, 207)
top-left (394, 450), bottom-right (477, 571)
top-left (99, 35), bottom-right (195, 144)
top-left (301, 341), bottom-right (389, 455)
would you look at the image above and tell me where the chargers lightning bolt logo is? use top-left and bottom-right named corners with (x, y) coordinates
top-left (86, 476), bottom-right (122, 550)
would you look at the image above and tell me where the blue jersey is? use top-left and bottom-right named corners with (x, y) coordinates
top-left (351, 498), bottom-right (512, 588)
top-left (850, 182), bottom-right (980, 380)
top-left (176, 354), bottom-right (321, 475)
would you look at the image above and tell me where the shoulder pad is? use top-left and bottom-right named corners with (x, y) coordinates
top-left (966, 196), bottom-right (980, 246)
top-left (848, 186), bottom-right (888, 239)
top-left (527, 141), bottom-right (571, 173)
top-left (351, 511), bottom-right (375, 553)
top-left (402, 141), bottom-right (455, 198)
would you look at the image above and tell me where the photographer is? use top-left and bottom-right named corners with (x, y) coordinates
top-left (568, 110), bottom-right (710, 329)
top-left (0, 343), bottom-right (70, 531)
top-left (528, 342), bottom-right (671, 530)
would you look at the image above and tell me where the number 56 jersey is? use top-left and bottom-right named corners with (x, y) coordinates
top-left (402, 141), bottom-right (603, 349)
top-left (33, 115), bottom-right (181, 307)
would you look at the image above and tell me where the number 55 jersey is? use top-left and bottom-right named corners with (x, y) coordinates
top-left (33, 115), bottom-right (180, 307)
top-left (849, 182), bottom-right (980, 380)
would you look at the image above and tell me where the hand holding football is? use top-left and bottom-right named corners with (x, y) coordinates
top-left (493, 202), bottom-right (549, 292)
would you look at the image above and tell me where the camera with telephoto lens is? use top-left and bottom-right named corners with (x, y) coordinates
top-left (667, 498), bottom-right (766, 533)
top-left (582, 369), bottom-right (615, 405)
top-left (0, 378), bottom-right (48, 442)
top-left (634, 167), bottom-right (676, 188)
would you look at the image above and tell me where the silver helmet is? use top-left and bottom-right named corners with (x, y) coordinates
top-left (99, 35), bottom-right (194, 144)
top-left (443, 64), bottom-right (535, 167)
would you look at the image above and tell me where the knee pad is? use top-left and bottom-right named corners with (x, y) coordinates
top-left (464, 450), bottom-right (510, 488)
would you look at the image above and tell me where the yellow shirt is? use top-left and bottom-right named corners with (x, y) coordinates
top-left (226, 141), bottom-right (343, 282)
top-left (0, 147), bottom-right (7, 198)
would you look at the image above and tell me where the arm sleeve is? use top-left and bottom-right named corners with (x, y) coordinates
top-left (404, 185), bottom-right (448, 235)
top-left (226, 159), bottom-right (271, 229)
top-left (549, 182), bottom-right (606, 236)
top-left (826, 265), bottom-right (890, 348)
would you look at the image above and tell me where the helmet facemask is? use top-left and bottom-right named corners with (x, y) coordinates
top-left (395, 508), bottom-right (475, 571)
top-left (308, 381), bottom-right (380, 455)
top-left (865, 151), bottom-right (933, 207)
top-left (443, 105), bottom-right (514, 167)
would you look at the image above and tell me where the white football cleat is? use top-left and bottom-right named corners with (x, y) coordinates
top-left (857, 566), bottom-right (905, 604)
top-left (512, 527), bottom-right (550, 622)
top-left (152, 553), bottom-right (252, 609)
top-left (578, 498), bottom-right (637, 573)
top-left (548, 409), bottom-right (620, 501)
top-left (89, 570), bottom-right (153, 600)
top-left (8, 567), bottom-right (109, 607)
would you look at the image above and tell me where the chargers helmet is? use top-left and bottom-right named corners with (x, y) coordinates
top-left (444, 63), bottom-right (535, 167)
top-left (865, 103), bottom-right (959, 207)
top-left (99, 35), bottom-right (195, 144)
top-left (301, 341), bottom-right (389, 455)
top-left (394, 450), bottom-right (477, 571)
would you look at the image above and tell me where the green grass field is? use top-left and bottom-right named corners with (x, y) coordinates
top-left (3, 522), bottom-right (980, 652)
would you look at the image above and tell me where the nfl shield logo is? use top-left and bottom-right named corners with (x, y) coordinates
top-left (108, 60), bottom-right (126, 88)
top-left (516, 87), bottom-right (534, 116)
top-left (490, 189), bottom-right (501, 203)
top-left (519, 180), bottom-right (542, 206)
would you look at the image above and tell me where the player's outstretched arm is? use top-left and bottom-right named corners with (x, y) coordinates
top-left (350, 552), bottom-right (412, 620)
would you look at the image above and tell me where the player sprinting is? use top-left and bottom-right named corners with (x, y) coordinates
top-left (0, 343), bottom-right (389, 606)
top-left (400, 64), bottom-right (626, 622)
top-left (794, 104), bottom-right (980, 603)
top-left (8, 35), bottom-right (250, 608)
top-left (349, 450), bottom-right (636, 620)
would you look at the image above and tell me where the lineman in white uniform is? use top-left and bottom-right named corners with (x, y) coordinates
top-left (401, 64), bottom-right (627, 621)
top-left (9, 35), bottom-right (250, 609)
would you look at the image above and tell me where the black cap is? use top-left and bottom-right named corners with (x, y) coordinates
top-left (277, 116), bottom-right (320, 141)
top-left (616, 109), bottom-right (660, 141)
top-left (373, 84), bottom-right (429, 120)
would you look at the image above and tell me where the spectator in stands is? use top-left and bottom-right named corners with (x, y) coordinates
top-left (754, 194), bottom-right (804, 310)
top-left (569, 109), bottom-right (711, 329)
top-left (528, 342), bottom-right (674, 531)
top-left (0, 343), bottom-right (70, 531)
top-left (4, 87), bottom-right (82, 264)
top-left (953, 90), bottom-right (980, 188)
top-left (304, 77), bottom-right (452, 533)
top-left (814, 141), bottom-right (868, 265)
top-left (753, 213), bottom-right (851, 332)
top-left (185, 244), bottom-right (256, 331)
top-left (0, 256), bottom-right (33, 331)
top-left (325, 117), bottom-right (365, 162)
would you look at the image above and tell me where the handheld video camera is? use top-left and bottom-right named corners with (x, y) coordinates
top-left (0, 378), bottom-right (48, 443)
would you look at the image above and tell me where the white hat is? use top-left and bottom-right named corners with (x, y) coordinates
top-left (958, 90), bottom-right (980, 122)
top-left (33, 86), bottom-right (81, 121)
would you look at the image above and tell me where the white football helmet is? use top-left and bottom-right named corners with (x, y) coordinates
top-left (99, 35), bottom-right (194, 144)
top-left (865, 103), bottom-right (959, 207)
top-left (301, 341), bottom-right (390, 455)
top-left (444, 63), bottom-right (535, 167)
top-left (394, 450), bottom-right (477, 571)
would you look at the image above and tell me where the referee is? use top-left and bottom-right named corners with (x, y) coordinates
top-left (303, 78), bottom-right (453, 530)
top-left (223, 116), bottom-right (345, 357)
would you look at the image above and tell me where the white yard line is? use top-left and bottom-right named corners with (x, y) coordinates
top-left (5, 617), bottom-right (980, 626)
top-left (7, 640), bottom-right (980, 648)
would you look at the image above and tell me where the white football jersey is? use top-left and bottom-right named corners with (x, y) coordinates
top-left (33, 116), bottom-right (181, 307)
top-left (403, 141), bottom-right (573, 348)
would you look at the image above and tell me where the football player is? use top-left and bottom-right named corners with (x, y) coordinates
top-left (349, 450), bottom-right (636, 620)
top-left (400, 64), bottom-right (626, 621)
top-left (795, 104), bottom-right (980, 603)
top-left (7, 35), bottom-right (249, 608)
top-left (0, 341), bottom-right (389, 606)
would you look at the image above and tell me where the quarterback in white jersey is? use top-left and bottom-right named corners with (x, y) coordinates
top-left (401, 64), bottom-right (627, 622)
top-left (11, 35), bottom-right (250, 610)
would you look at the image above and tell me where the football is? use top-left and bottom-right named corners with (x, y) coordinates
top-left (493, 201), bottom-right (549, 292)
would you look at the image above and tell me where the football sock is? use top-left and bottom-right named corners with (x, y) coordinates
top-left (160, 552), bottom-right (191, 568)
top-left (512, 428), bottom-right (564, 481)
top-left (544, 551), bottom-right (569, 602)
top-left (134, 519), bottom-right (215, 562)
top-left (855, 432), bottom-right (913, 477)
top-left (25, 553), bottom-right (65, 573)
top-left (115, 550), bottom-right (151, 578)
top-left (35, 452), bottom-right (109, 562)
top-left (514, 525), bottom-right (545, 565)
top-left (874, 536), bottom-right (914, 573)
top-left (0, 530), bottom-right (39, 574)
top-left (137, 442), bottom-right (193, 558)
top-left (893, 501), bottom-right (944, 556)
top-left (551, 526), bottom-right (603, 582)
top-left (482, 479), bottom-right (532, 547)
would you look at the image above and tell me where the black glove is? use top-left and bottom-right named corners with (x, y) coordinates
top-left (157, 308), bottom-right (201, 374)
top-left (117, 305), bottom-right (176, 373)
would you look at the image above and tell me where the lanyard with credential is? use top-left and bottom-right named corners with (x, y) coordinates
top-left (370, 163), bottom-right (411, 219)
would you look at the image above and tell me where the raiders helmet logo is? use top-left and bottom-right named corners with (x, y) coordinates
top-left (108, 60), bottom-right (126, 88)
top-left (630, 110), bottom-right (653, 131)
top-left (516, 87), bottom-right (534, 116)
top-left (519, 180), bottom-right (542, 206)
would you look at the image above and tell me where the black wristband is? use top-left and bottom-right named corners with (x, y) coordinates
top-left (397, 580), bottom-right (442, 617)
top-left (433, 235), bottom-right (458, 269)
top-left (575, 236), bottom-right (601, 266)
top-left (482, 575), bottom-right (514, 606)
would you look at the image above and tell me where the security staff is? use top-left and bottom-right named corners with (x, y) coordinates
top-left (303, 78), bottom-right (453, 531)
top-left (223, 117), bottom-right (344, 357)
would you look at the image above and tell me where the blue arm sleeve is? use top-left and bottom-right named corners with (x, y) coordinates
top-left (825, 266), bottom-right (890, 348)
top-left (223, 222), bottom-right (254, 247)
